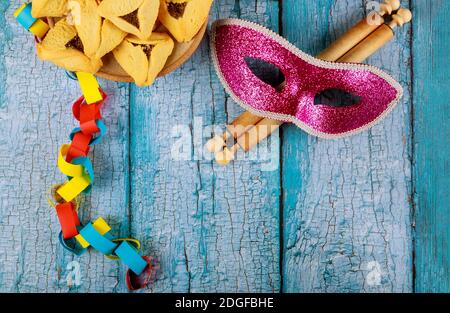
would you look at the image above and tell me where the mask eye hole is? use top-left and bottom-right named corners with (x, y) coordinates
top-left (244, 57), bottom-right (285, 92)
top-left (314, 88), bottom-right (361, 107)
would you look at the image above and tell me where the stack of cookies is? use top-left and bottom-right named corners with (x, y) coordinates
top-left (32, 0), bottom-right (213, 86)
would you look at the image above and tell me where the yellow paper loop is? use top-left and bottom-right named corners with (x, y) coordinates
top-left (29, 19), bottom-right (50, 38)
top-left (47, 184), bottom-right (79, 210)
top-left (57, 176), bottom-right (91, 202)
top-left (58, 144), bottom-right (84, 177)
top-left (13, 3), bottom-right (27, 17)
top-left (56, 144), bottom-right (92, 202)
top-left (75, 217), bottom-right (111, 248)
top-left (47, 184), bottom-right (64, 208)
top-left (75, 72), bottom-right (103, 104)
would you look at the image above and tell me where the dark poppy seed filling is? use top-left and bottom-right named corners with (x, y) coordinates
top-left (132, 43), bottom-right (154, 58)
top-left (121, 10), bottom-right (140, 28)
top-left (141, 45), bottom-right (154, 58)
top-left (167, 2), bottom-right (187, 19)
top-left (65, 35), bottom-right (84, 52)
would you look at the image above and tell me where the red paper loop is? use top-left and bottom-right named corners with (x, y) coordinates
top-left (55, 202), bottom-right (81, 239)
top-left (66, 131), bottom-right (92, 162)
top-left (72, 90), bottom-right (107, 136)
top-left (125, 256), bottom-right (154, 290)
top-left (79, 102), bottom-right (98, 134)
top-left (72, 89), bottom-right (107, 123)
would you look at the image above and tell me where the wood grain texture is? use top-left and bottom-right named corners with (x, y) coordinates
top-left (281, 0), bottom-right (413, 292)
top-left (128, 0), bottom-right (281, 293)
top-left (0, 0), bottom-right (447, 293)
top-left (0, 1), bottom-right (130, 292)
top-left (412, 0), bottom-right (450, 293)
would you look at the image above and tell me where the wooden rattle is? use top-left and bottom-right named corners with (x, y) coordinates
top-left (317, 0), bottom-right (401, 61)
top-left (340, 8), bottom-right (412, 62)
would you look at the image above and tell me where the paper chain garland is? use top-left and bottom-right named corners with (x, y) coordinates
top-left (14, 2), bottom-right (49, 38)
top-left (15, 3), bottom-right (156, 291)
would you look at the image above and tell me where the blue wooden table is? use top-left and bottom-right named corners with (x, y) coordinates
top-left (0, 0), bottom-right (448, 293)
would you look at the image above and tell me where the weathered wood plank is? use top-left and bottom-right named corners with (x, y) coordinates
top-left (412, 0), bottom-right (450, 293)
top-left (0, 1), bottom-right (130, 292)
top-left (129, 0), bottom-right (281, 292)
top-left (281, 0), bottom-right (413, 292)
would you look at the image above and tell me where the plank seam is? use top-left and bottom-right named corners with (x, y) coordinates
top-left (278, 0), bottom-right (284, 294)
top-left (408, 0), bottom-right (416, 293)
top-left (128, 85), bottom-right (133, 236)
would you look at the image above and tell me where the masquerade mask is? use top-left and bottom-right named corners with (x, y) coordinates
top-left (211, 19), bottom-right (403, 138)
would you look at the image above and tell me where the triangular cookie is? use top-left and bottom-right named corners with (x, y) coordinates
top-left (158, 0), bottom-right (213, 42)
top-left (98, 0), bottom-right (159, 40)
top-left (113, 33), bottom-right (174, 86)
top-left (36, 19), bottom-right (102, 73)
top-left (31, 0), bottom-right (68, 18)
top-left (95, 20), bottom-right (128, 59)
top-left (69, 0), bottom-right (102, 58)
top-left (67, 0), bottom-right (127, 59)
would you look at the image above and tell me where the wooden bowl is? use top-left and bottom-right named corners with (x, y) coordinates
top-left (47, 18), bottom-right (208, 83)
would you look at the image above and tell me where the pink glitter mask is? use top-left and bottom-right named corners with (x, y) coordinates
top-left (211, 19), bottom-right (403, 138)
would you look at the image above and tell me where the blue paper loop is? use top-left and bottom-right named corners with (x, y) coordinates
top-left (79, 223), bottom-right (117, 255)
top-left (71, 156), bottom-right (94, 184)
top-left (114, 241), bottom-right (148, 275)
top-left (15, 3), bottom-right (37, 30)
top-left (59, 231), bottom-right (86, 256)
top-left (89, 120), bottom-right (107, 146)
top-left (65, 71), bottom-right (78, 81)
top-left (69, 120), bottom-right (107, 147)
